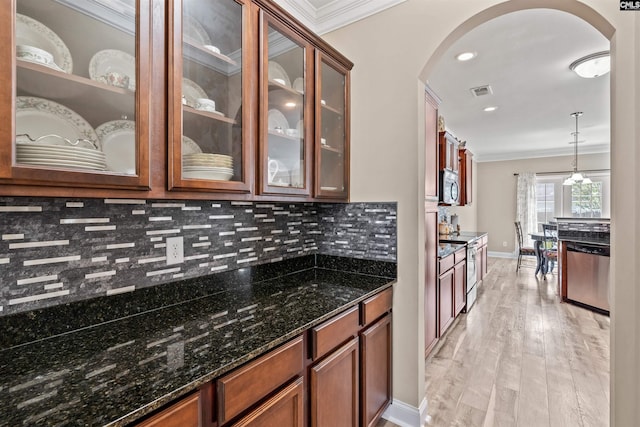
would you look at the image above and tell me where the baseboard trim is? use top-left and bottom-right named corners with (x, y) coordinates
top-left (382, 397), bottom-right (428, 427)
top-left (488, 251), bottom-right (516, 259)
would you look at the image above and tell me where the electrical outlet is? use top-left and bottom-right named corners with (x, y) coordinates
top-left (166, 236), bottom-right (184, 265)
top-left (502, 241), bottom-right (508, 247)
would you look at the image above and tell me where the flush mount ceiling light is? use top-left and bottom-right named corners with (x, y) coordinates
top-left (456, 52), bottom-right (476, 61)
top-left (563, 112), bottom-right (593, 186)
top-left (483, 106), bottom-right (498, 112)
top-left (569, 51), bottom-right (610, 78)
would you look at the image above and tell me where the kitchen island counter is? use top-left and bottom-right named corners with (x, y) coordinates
top-left (0, 255), bottom-right (395, 426)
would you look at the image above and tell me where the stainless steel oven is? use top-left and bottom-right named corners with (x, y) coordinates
top-left (465, 239), bottom-right (478, 310)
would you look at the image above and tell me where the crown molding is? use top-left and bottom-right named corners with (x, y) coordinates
top-left (474, 143), bottom-right (610, 163)
top-left (273, 0), bottom-right (406, 34)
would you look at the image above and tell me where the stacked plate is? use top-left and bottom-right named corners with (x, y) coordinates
top-left (183, 153), bottom-right (233, 181)
top-left (16, 143), bottom-right (107, 171)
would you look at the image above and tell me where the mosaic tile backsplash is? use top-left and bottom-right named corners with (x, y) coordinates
top-left (0, 198), bottom-right (396, 316)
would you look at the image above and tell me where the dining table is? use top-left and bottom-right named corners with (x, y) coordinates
top-left (529, 232), bottom-right (557, 275)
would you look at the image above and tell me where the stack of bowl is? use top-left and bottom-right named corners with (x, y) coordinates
top-left (183, 153), bottom-right (233, 180)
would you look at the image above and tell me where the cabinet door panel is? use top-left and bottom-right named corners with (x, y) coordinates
top-left (136, 392), bottom-right (200, 427)
top-left (310, 337), bottom-right (359, 427)
top-left (258, 12), bottom-right (313, 197)
top-left (425, 208), bottom-right (438, 355)
top-left (2, 0), bottom-right (151, 189)
top-left (360, 314), bottom-right (391, 427)
top-left (315, 51), bottom-right (349, 199)
top-left (231, 378), bottom-right (304, 427)
top-left (168, 0), bottom-right (253, 193)
top-left (439, 268), bottom-right (454, 336)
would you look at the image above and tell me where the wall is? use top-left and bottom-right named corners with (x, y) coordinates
top-left (323, 0), bottom-right (639, 423)
top-left (478, 152), bottom-right (609, 254)
top-left (0, 198), bottom-right (397, 316)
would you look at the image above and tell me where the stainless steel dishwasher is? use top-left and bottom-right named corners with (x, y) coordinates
top-left (566, 242), bottom-right (610, 314)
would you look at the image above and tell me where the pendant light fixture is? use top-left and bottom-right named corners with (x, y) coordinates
top-left (563, 112), bottom-right (592, 186)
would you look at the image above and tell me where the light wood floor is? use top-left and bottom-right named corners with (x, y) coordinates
top-left (376, 257), bottom-right (610, 427)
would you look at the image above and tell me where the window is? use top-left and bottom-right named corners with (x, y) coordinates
top-left (536, 182), bottom-right (555, 224)
top-left (534, 172), bottom-right (610, 220)
top-left (571, 182), bottom-right (603, 218)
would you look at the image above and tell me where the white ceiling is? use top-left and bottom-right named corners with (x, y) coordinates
top-left (273, 0), bottom-right (405, 34)
top-left (427, 9), bottom-right (610, 162)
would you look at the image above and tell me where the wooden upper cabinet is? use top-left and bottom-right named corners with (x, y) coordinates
top-left (257, 11), bottom-right (314, 197)
top-left (167, 0), bottom-right (254, 193)
top-left (314, 51), bottom-right (349, 200)
top-left (438, 131), bottom-right (459, 173)
top-left (0, 0), bottom-right (152, 190)
top-left (424, 86), bottom-right (440, 201)
top-left (458, 148), bottom-right (472, 206)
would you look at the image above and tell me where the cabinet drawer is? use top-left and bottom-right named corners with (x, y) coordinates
top-left (230, 378), bottom-right (304, 427)
top-left (438, 254), bottom-right (454, 274)
top-left (216, 336), bottom-right (304, 425)
top-left (454, 248), bottom-right (466, 264)
top-left (361, 288), bottom-right (393, 326)
top-left (312, 306), bottom-right (359, 360)
top-left (136, 392), bottom-right (200, 427)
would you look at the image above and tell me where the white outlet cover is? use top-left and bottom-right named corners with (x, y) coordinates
top-left (166, 236), bottom-right (184, 265)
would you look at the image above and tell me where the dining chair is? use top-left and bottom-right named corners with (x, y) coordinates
top-left (515, 221), bottom-right (536, 272)
top-left (542, 223), bottom-right (558, 275)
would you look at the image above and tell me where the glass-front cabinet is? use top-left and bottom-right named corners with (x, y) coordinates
top-left (0, 0), bottom-right (151, 189)
top-left (259, 12), bottom-right (313, 196)
top-left (315, 51), bottom-right (349, 199)
top-left (168, 0), bottom-right (253, 193)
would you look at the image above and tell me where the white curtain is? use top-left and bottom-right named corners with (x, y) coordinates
top-left (516, 172), bottom-right (537, 248)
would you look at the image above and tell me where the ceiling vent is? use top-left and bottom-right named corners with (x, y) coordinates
top-left (470, 85), bottom-right (493, 97)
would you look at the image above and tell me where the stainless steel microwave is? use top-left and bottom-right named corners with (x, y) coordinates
top-left (440, 170), bottom-right (459, 205)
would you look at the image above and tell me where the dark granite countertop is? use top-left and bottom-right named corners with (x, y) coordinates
top-left (0, 255), bottom-right (395, 427)
top-left (437, 243), bottom-right (466, 258)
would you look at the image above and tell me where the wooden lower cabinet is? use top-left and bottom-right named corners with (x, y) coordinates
top-left (424, 208), bottom-right (439, 356)
top-left (310, 337), bottom-right (360, 427)
top-left (438, 267), bottom-right (455, 336)
top-left (360, 314), bottom-right (392, 427)
top-left (135, 392), bottom-right (201, 427)
top-left (231, 378), bottom-right (304, 427)
top-left (453, 261), bottom-right (466, 316)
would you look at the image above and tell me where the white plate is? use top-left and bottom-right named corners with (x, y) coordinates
top-left (183, 166), bottom-right (233, 172)
top-left (16, 14), bottom-right (72, 73)
top-left (268, 61), bottom-right (291, 87)
top-left (17, 156), bottom-right (107, 169)
top-left (183, 14), bottom-right (211, 45)
top-left (16, 96), bottom-right (100, 150)
top-left (183, 170), bottom-right (233, 181)
top-left (16, 144), bottom-right (106, 160)
top-left (268, 109), bottom-right (289, 131)
top-left (17, 151), bottom-right (106, 166)
top-left (96, 120), bottom-right (136, 174)
top-left (89, 49), bottom-right (136, 90)
top-left (292, 77), bottom-right (304, 93)
top-left (16, 158), bottom-right (106, 170)
top-left (182, 78), bottom-right (208, 107)
top-left (320, 186), bottom-right (338, 191)
top-left (182, 136), bottom-right (202, 155)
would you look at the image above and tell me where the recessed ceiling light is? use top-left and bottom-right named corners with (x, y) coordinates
top-left (456, 52), bottom-right (476, 62)
top-left (483, 106), bottom-right (498, 112)
top-left (569, 51), bottom-right (610, 78)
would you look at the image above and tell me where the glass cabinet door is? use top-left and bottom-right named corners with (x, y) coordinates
top-left (1, 0), bottom-right (151, 189)
top-left (315, 52), bottom-right (349, 199)
top-left (259, 13), bottom-right (313, 196)
top-left (168, 0), bottom-right (252, 193)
